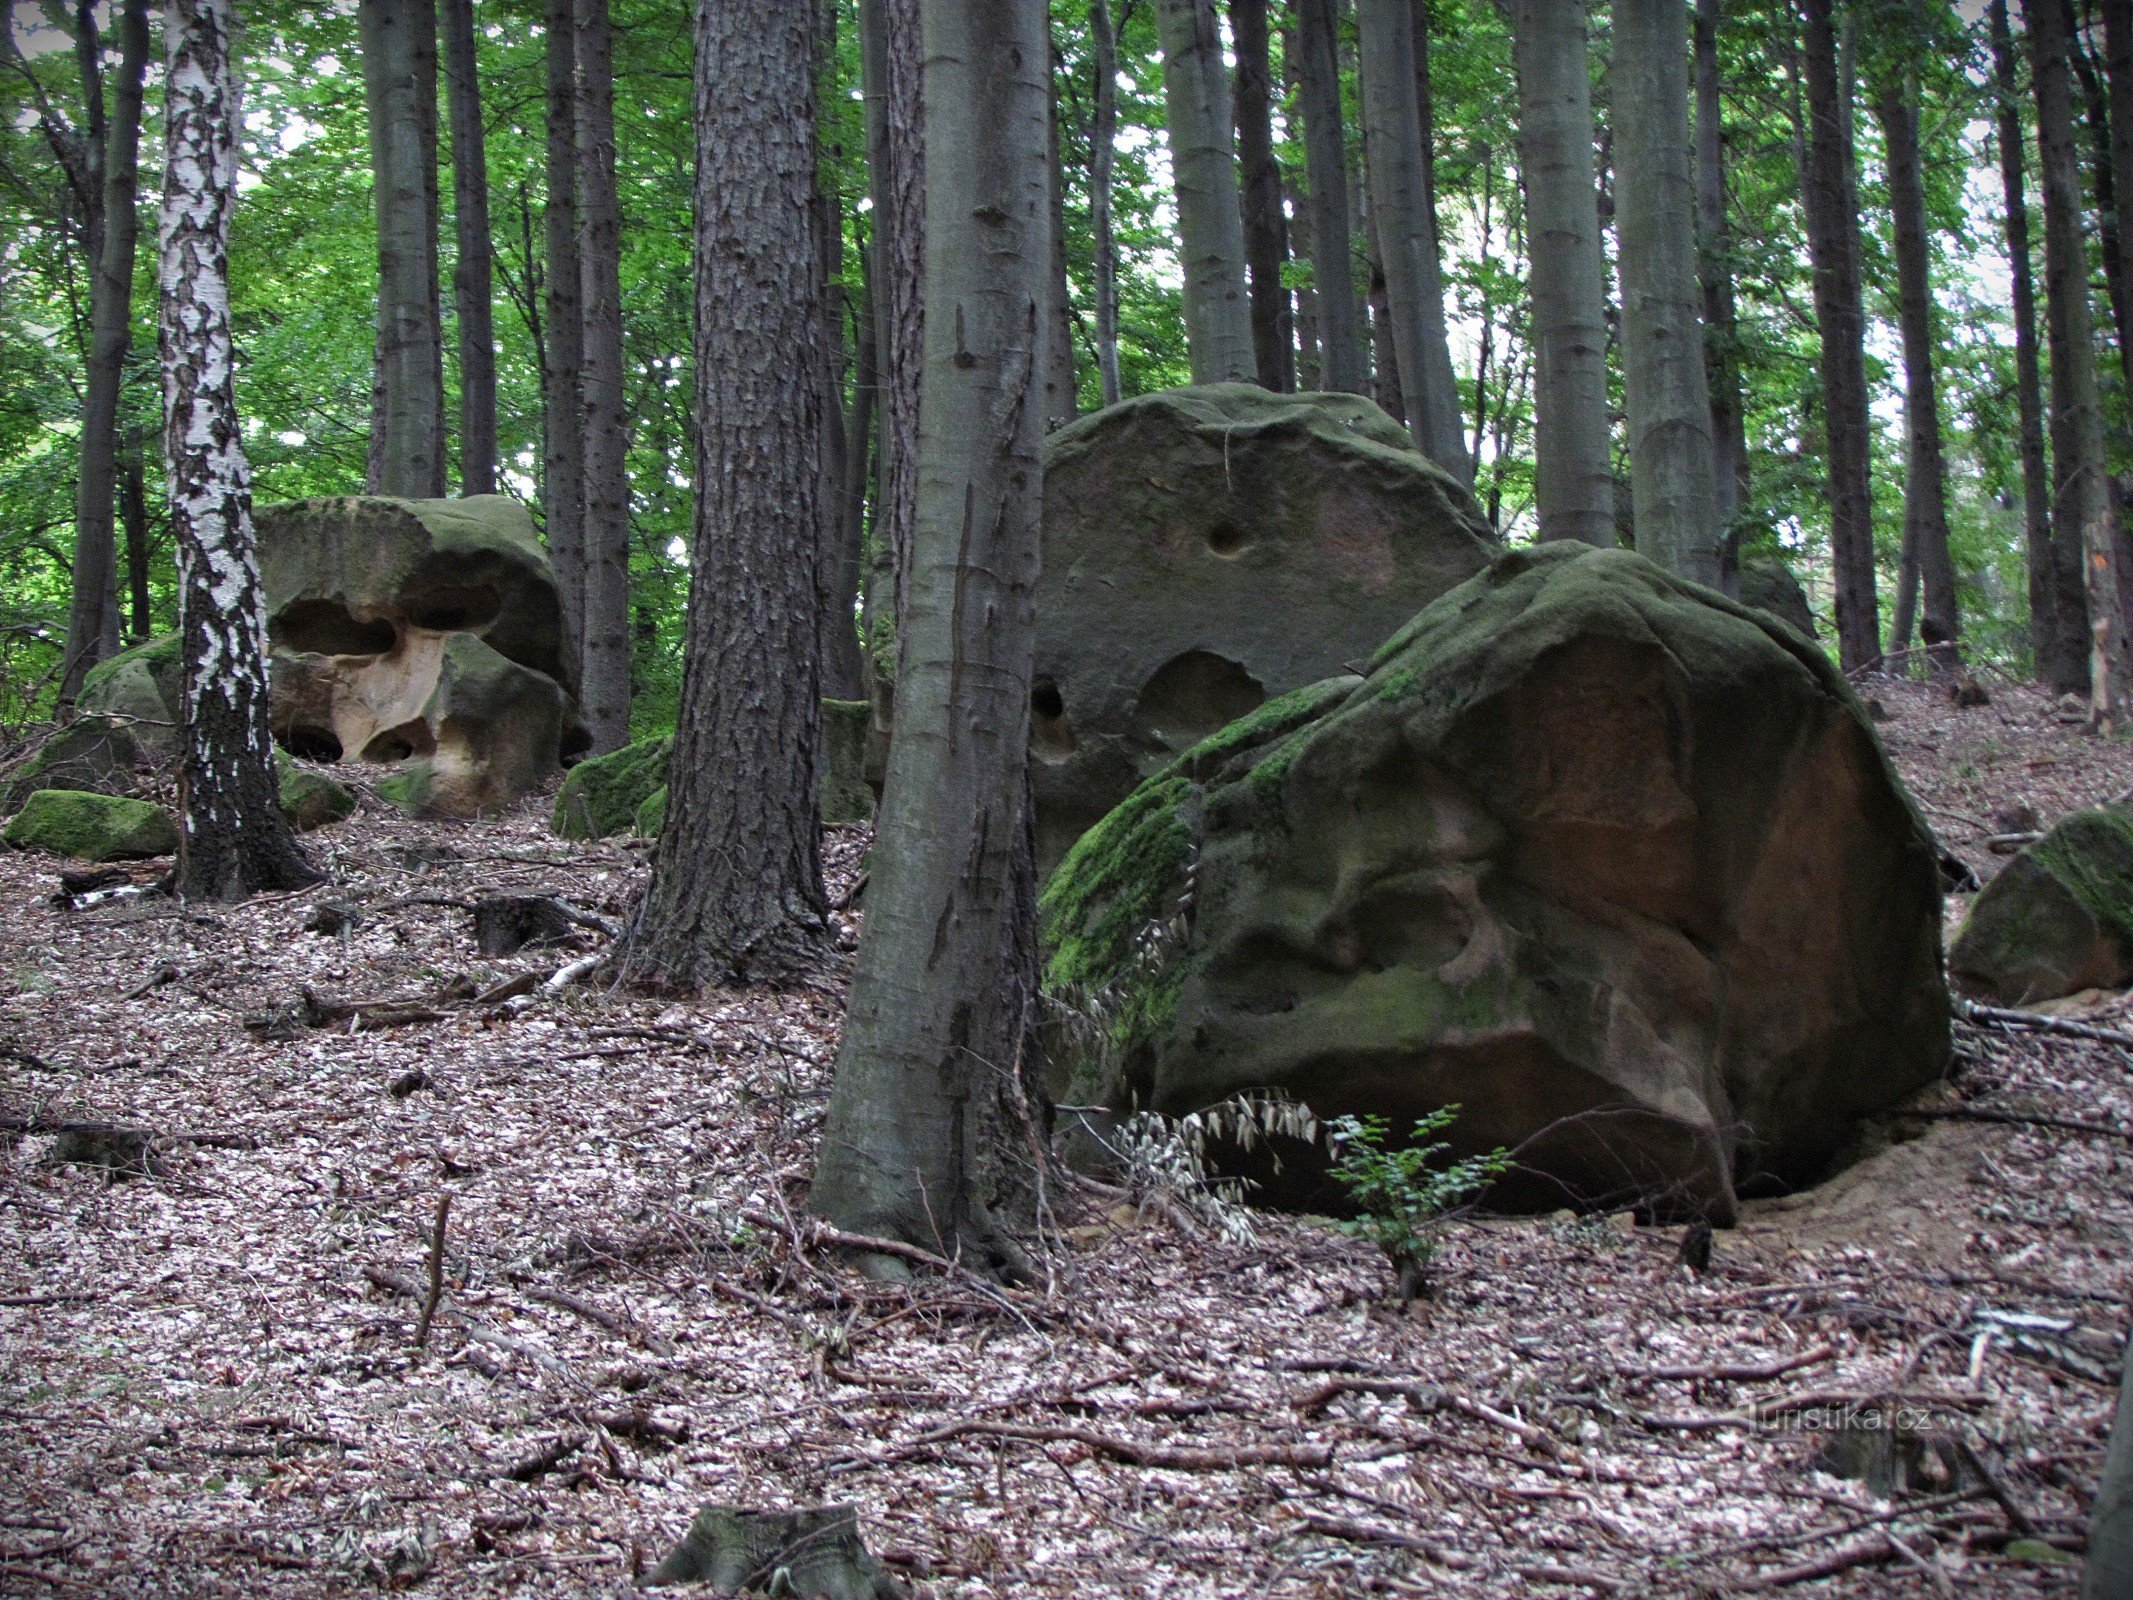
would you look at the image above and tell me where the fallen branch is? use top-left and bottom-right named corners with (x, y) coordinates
top-left (525, 1284), bottom-right (675, 1358)
top-left (1904, 1105), bottom-right (2133, 1143)
top-left (496, 1432), bottom-right (585, 1482)
top-left (414, 1192), bottom-right (451, 1351)
top-left (1617, 1343), bottom-right (1836, 1384)
top-left (1738, 1534), bottom-right (1899, 1590)
top-left (1297, 1512), bottom-right (1471, 1568)
top-left (1958, 1001), bottom-right (2133, 1051)
top-left (920, 1418), bottom-right (1332, 1471)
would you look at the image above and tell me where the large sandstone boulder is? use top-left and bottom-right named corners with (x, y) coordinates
top-left (1950, 808), bottom-right (2133, 1004)
top-left (1042, 543), bottom-right (1950, 1224)
top-left (1738, 554), bottom-right (1817, 639)
top-left (1032, 385), bottom-right (1498, 876)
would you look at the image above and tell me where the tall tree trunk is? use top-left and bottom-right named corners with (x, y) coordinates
top-left (122, 424), bottom-right (152, 641)
top-left (1695, 0), bottom-right (1748, 590)
top-left (576, 0), bottom-right (630, 751)
top-left (1994, 0), bottom-right (2068, 686)
top-left (1232, 0), bottom-right (1294, 391)
top-left (61, 0), bottom-right (149, 707)
top-left (814, 0), bottom-right (1050, 1276)
top-left (859, 0), bottom-right (923, 650)
top-left (2071, 4), bottom-right (2133, 404)
top-left (360, 0), bottom-right (448, 499)
top-left (1089, 0), bottom-right (1123, 406)
top-left (160, 0), bottom-right (319, 901)
top-left (1876, 68), bottom-right (1960, 673)
top-left (440, 0), bottom-right (497, 495)
top-left (1154, 0), bottom-right (1256, 384)
top-left (2105, 0), bottom-right (2133, 405)
top-left (1506, 0), bottom-right (1613, 545)
top-left (816, 2), bottom-right (868, 703)
top-left (626, 0), bottom-right (827, 989)
top-left (1798, 0), bottom-right (1880, 672)
top-left (1284, 13), bottom-right (1322, 389)
top-left (836, 234), bottom-right (878, 697)
top-left (2091, 1315), bottom-right (2133, 1600)
top-left (1296, 0), bottom-right (1362, 393)
top-left (1355, 0), bottom-right (1471, 478)
top-left (1612, 0), bottom-right (1719, 585)
top-left (542, 0), bottom-right (585, 669)
top-left (2033, 0), bottom-right (2133, 724)
top-left (1045, 34), bottom-right (1079, 428)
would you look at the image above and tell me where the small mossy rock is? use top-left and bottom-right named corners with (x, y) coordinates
top-left (77, 634), bottom-right (185, 758)
top-left (0, 716), bottom-right (149, 814)
top-left (1738, 554), bottom-right (1817, 639)
top-left (276, 752), bottom-right (355, 832)
top-left (1033, 384), bottom-right (1498, 877)
top-left (375, 762), bottom-right (437, 816)
top-left (635, 784), bottom-right (667, 838)
top-left (4, 789), bottom-right (178, 862)
top-left (552, 734), bottom-right (672, 839)
top-left (1041, 543), bottom-right (1950, 1223)
top-left (1950, 807), bottom-right (2133, 1003)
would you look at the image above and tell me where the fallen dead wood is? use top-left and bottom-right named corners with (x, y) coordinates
top-left (1958, 1001), bottom-right (2133, 1051)
top-left (496, 1431), bottom-right (585, 1482)
top-left (918, 1418), bottom-right (1334, 1471)
top-left (1290, 1375), bottom-right (1566, 1456)
top-left (1905, 1105), bottom-right (2133, 1142)
top-left (1296, 1512), bottom-right (1471, 1567)
top-left (1737, 1533), bottom-right (1902, 1590)
top-left (1616, 1343), bottom-right (1836, 1384)
top-left (525, 1284), bottom-right (676, 1358)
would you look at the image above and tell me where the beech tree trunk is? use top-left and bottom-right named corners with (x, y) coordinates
top-left (440, 0), bottom-right (497, 495)
top-left (1506, 0), bottom-right (1612, 545)
top-left (1154, 0), bottom-right (1256, 384)
top-left (1876, 69), bottom-right (1960, 673)
top-left (860, 0), bottom-right (922, 644)
top-left (1798, 0), bottom-right (1880, 672)
top-left (2071, 6), bottom-right (2133, 403)
top-left (814, 0), bottom-right (1050, 1275)
top-left (1695, 0), bottom-right (1749, 589)
top-left (360, 0), bottom-right (448, 499)
top-left (1356, 0), bottom-right (1471, 479)
top-left (626, 0), bottom-right (827, 990)
top-left (1089, 0), bottom-right (1123, 406)
top-left (542, 0), bottom-right (585, 667)
top-left (1993, 0), bottom-right (2068, 686)
top-left (2032, 0), bottom-right (2133, 725)
top-left (2105, 0), bottom-right (2133, 404)
top-left (2091, 1316), bottom-right (2133, 1599)
top-left (160, 0), bottom-right (320, 901)
top-left (61, 0), bottom-right (150, 707)
top-left (1046, 37), bottom-right (1079, 428)
top-left (576, 0), bottom-right (631, 752)
top-left (816, 3), bottom-right (867, 704)
top-left (1296, 0), bottom-right (1362, 393)
top-left (122, 425), bottom-right (152, 641)
top-left (1232, 0), bottom-right (1294, 392)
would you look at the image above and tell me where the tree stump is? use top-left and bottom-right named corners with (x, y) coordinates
top-left (644, 1504), bottom-right (906, 1597)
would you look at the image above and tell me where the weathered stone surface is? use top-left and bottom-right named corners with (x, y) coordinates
top-left (1950, 807), bottom-right (2133, 1004)
top-left (276, 752), bottom-right (356, 832)
top-left (1042, 543), bottom-right (1949, 1223)
top-left (4, 789), bottom-right (178, 862)
top-left (77, 634), bottom-right (184, 758)
top-left (1738, 554), bottom-right (1817, 640)
top-left (0, 716), bottom-right (150, 813)
top-left (1032, 384), bottom-right (1498, 876)
top-left (552, 735), bottom-right (672, 840)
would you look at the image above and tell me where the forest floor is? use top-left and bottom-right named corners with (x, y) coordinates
top-left (5, 674), bottom-right (2133, 1598)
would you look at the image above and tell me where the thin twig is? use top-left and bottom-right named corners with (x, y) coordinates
top-left (414, 1192), bottom-right (451, 1351)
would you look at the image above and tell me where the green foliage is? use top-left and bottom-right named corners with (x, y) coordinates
top-left (1325, 1107), bottom-right (1510, 1298)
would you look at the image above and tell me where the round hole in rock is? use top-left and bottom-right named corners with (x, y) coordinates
top-left (360, 719), bottom-right (437, 764)
top-left (1204, 521), bottom-right (1247, 558)
top-left (404, 583), bottom-right (503, 634)
top-left (271, 599), bottom-right (396, 657)
top-left (280, 724), bottom-right (343, 763)
top-left (1031, 678), bottom-right (1076, 762)
top-left (1130, 650), bottom-right (1265, 756)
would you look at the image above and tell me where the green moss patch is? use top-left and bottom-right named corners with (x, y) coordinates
top-left (4, 789), bottom-right (178, 861)
top-left (551, 734), bottom-right (673, 840)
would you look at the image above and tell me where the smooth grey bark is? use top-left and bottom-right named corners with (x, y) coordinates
top-left (1283, 13), bottom-right (1321, 388)
top-left (360, 0), bottom-right (448, 499)
top-left (1232, 0), bottom-right (1294, 391)
top-left (1611, 0), bottom-right (1719, 585)
top-left (2090, 1312), bottom-right (2133, 1600)
top-left (831, 236), bottom-right (877, 702)
top-left (160, 0), bottom-right (319, 900)
top-left (815, 2), bottom-right (868, 704)
top-left (2032, 0), bottom-right (2133, 725)
top-left (440, 0), bottom-right (497, 495)
top-left (576, 0), bottom-right (630, 752)
top-left (626, 0), bottom-right (827, 990)
top-left (2070, 5), bottom-right (2133, 403)
top-left (1994, 0), bottom-right (2067, 685)
top-left (2105, 0), bottom-right (2133, 404)
top-left (1875, 70), bottom-right (1960, 673)
top-left (1506, 0), bottom-right (1613, 545)
top-left (814, 0), bottom-right (1050, 1273)
top-left (1798, 0), bottom-right (1880, 672)
top-left (1089, 0), bottom-right (1123, 405)
top-left (61, 0), bottom-right (149, 707)
top-left (859, 0), bottom-right (922, 644)
top-left (1045, 35), bottom-right (1078, 428)
top-left (1296, 0), bottom-right (1362, 393)
top-left (1694, 0), bottom-right (1748, 590)
top-left (1154, 0), bottom-right (1256, 383)
top-left (542, 0), bottom-right (585, 667)
top-left (1355, 0), bottom-right (1471, 478)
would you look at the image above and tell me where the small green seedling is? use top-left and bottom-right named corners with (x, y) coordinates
top-left (1325, 1107), bottom-right (1510, 1300)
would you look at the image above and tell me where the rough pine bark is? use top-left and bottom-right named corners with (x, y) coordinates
top-left (1231, 0), bottom-right (1294, 392)
top-left (1296, 0), bottom-right (1362, 393)
top-left (576, 0), bottom-right (631, 752)
top-left (2032, 0), bottom-right (2133, 725)
top-left (1875, 70), bottom-right (1960, 673)
top-left (160, 0), bottom-right (319, 901)
top-left (61, 0), bottom-right (150, 706)
top-left (1089, 0), bottom-right (1123, 406)
top-left (1154, 0), bottom-right (1256, 384)
top-left (1993, 0), bottom-right (2068, 687)
top-left (1798, 0), bottom-right (1880, 672)
top-left (1506, 0), bottom-right (1613, 545)
top-left (813, 0), bottom-right (1050, 1274)
top-left (860, 0), bottom-right (922, 638)
top-left (1612, 0), bottom-right (1719, 586)
top-left (1355, 0), bottom-right (1471, 478)
top-left (625, 0), bottom-right (827, 990)
top-left (360, 0), bottom-right (448, 498)
top-left (543, 0), bottom-right (585, 666)
top-left (441, 0), bottom-right (498, 495)
top-left (1695, 0), bottom-right (1749, 588)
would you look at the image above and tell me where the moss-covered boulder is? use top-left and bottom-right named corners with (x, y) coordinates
top-left (1738, 554), bottom-right (1817, 639)
top-left (77, 634), bottom-right (185, 759)
top-left (553, 735), bottom-right (672, 839)
top-left (4, 789), bottom-right (178, 861)
top-left (1042, 543), bottom-right (1950, 1223)
top-left (1032, 384), bottom-right (1498, 877)
top-left (1950, 808), bottom-right (2133, 1003)
top-left (0, 716), bottom-right (151, 814)
top-left (277, 752), bottom-right (356, 832)
top-left (634, 784), bottom-right (668, 838)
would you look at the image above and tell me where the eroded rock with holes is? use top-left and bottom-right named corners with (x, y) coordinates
top-left (1041, 544), bottom-right (1949, 1224)
top-left (1031, 384), bottom-right (1498, 877)
top-left (258, 495), bottom-right (589, 815)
